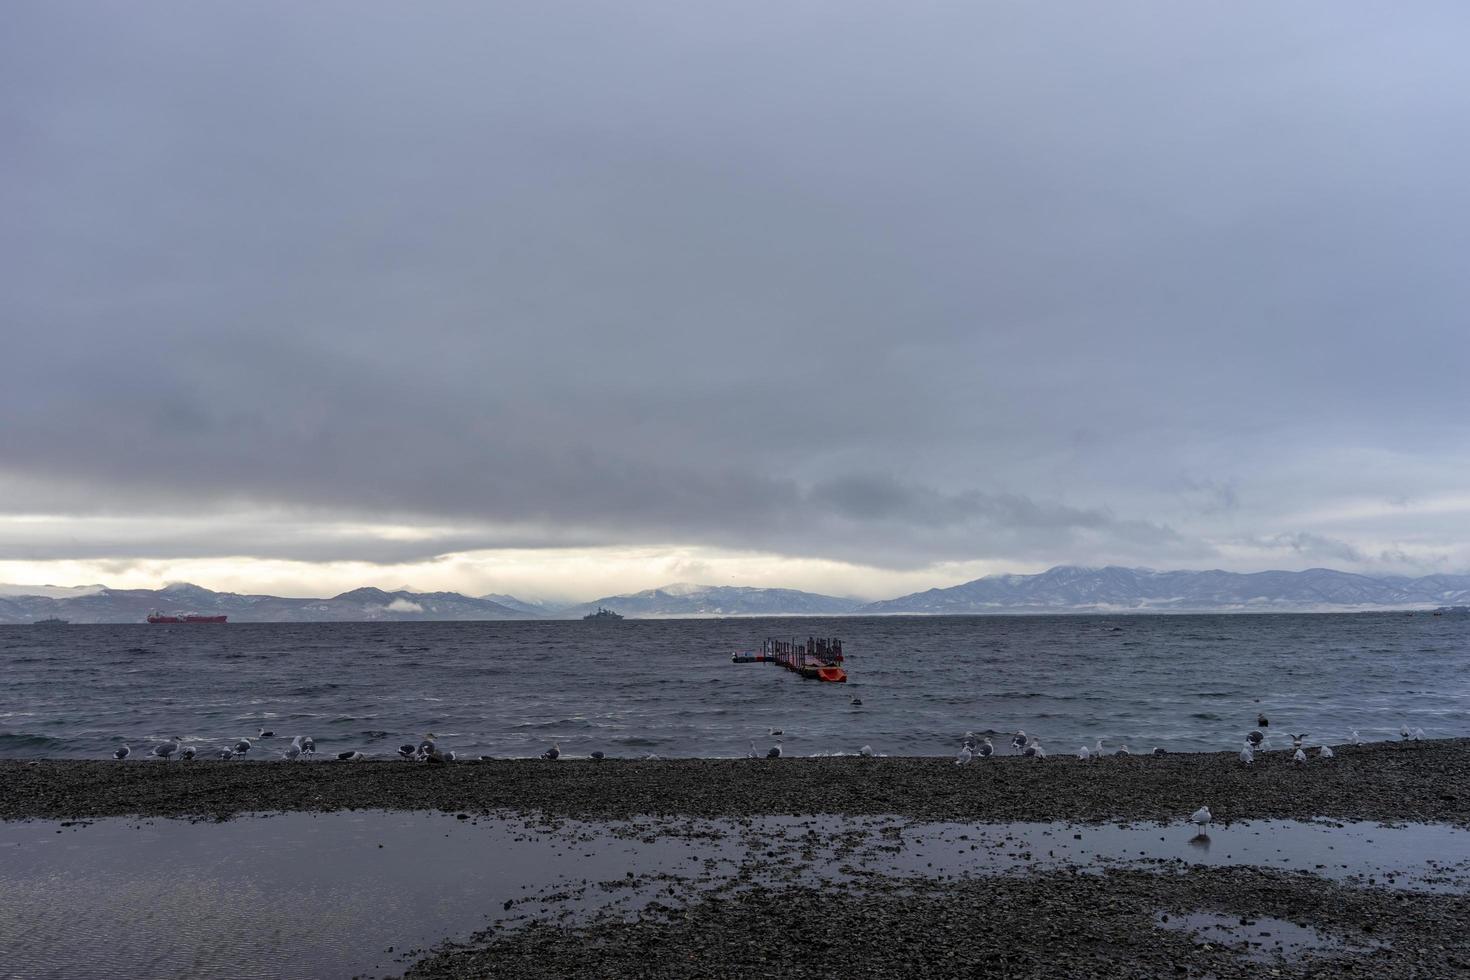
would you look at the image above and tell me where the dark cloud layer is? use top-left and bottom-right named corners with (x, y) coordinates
top-left (2, 3), bottom-right (1468, 577)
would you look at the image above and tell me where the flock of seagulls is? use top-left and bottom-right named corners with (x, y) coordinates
top-left (109, 712), bottom-right (1434, 769)
top-left (113, 730), bottom-right (334, 763)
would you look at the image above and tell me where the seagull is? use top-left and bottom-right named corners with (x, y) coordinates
top-left (859, 745), bottom-right (874, 757)
top-left (1115, 745), bottom-right (1131, 757)
top-left (424, 744), bottom-right (451, 765)
top-left (747, 741), bottom-right (759, 759)
top-left (234, 738), bottom-right (252, 754)
top-left (1293, 748), bottom-right (1307, 763)
top-left (1077, 745), bottom-right (1091, 761)
top-left (542, 743), bottom-right (561, 761)
top-left (1246, 730), bottom-right (1265, 747)
top-left (257, 728), bottom-right (275, 739)
top-left (284, 745), bottom-right (302, 761)
top-left (1413, 727), bottom-right (1425, 742)
top-left (218, 748), bottom-right (235, 760)
top-left (1258, 713), bottom-right (1269, 728)
top-left (1289, 733), bottom-right (1309, 749)
top-left (113, 744), bottom-right (130, 760)
top-left (1190, 805), bottom-right (1212, 833)
top-left (180, 746), bottom-right (197, 761)
top-left (1151, 747), bottom-right (1166, 757)
top-left (335, 750), bottom-right (364, 761)
top-left (418, 733), bottom-right (439, 754)
top-left (1011, 731), bottom-right (1027, 754)
top-left (1023, 738), bottom-right (1045, 759)
top-left (1318, 745), bottom-right (1335, 759)
top-left (956, 743), bottom-right (973, 765)
top-left (1239, 743), bottom-right (1254, 765)
top-left (591, 750), bottom-right (606, 761)
top-left (150, 737), bottom-right (181, 760)
top-left (850, 698), bottom-right (863, 706)
top-left (977, 738), bottom-right (994, 759)
top-left (766, 745), bottom-right (782, 759)
top-left (1093, 738), bottom-right (1105, 757)
top-left (1401, 725), bottom-right (1411, 740)
top-left (398, 744), bottom-right (418, 759)
top-left (1351, 730), bottom-right (1362, 746)
top-left (301, 736), bottom-right (315, 755)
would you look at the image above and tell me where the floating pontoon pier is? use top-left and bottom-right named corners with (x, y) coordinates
top-left (732, 636), bottom-right (847, 682)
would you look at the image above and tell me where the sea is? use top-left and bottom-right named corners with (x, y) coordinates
top-left (2, 613), bottom-right (1467, 761)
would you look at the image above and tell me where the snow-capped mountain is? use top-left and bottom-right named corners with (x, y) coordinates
top-left (558, 584), bottom-right (861, 618)
top-left (858, 566), bottom-right (1470, 614)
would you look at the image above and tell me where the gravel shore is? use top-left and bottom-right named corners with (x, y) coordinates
top-left (401, 865), bottom-right (1470, 979)
top-left (2, 738), bottom-right (1466, 824)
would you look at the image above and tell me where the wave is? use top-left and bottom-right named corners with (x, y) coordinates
top-left (0, 732), bottom-right (67, 750)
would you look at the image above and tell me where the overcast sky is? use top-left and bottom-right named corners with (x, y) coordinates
top-left (2, 3), bottom-right (1467, 600)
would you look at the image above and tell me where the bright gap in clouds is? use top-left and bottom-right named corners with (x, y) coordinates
top-left (0, 549), bottom-right (1024, 603)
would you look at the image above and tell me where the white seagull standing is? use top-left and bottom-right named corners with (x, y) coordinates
top-left (1293, 748), bottom-right (1307, 763)
top-left (1351, 730), bottom-right (1362, 746)
top-left (180, 746), bottom-right (196, 761)
top-left (1011, 731), bottom-right (1027, 754)
top-left (1401, 724), bottom-right (1411, 740)
top-left (1239, 743), bottom-right (1254, 765)
top-left (859, 745), bottom-right (875, 757)
top-left (150, 737), bottom-right (181, 760)
top-left (1190, 805), bottom-right (1212, 833)
top-left (977, 738), bottom-right (994, 759)
top-left (234, 738), bottom-right (252, 755)
top-left (1093, 738), bottom-right (1105, 758)
top-left (1077, 745), bottom-right (1091, 761)
top-left (1318, 745), bottom-right (1335, 759)
top-left (956, 743), bottom-right (973, 765)
top-left (1413, 727), bottom-right (1425, 742)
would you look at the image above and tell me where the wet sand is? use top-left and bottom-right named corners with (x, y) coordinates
top-left (2, 738), bottom-right (1467, 825)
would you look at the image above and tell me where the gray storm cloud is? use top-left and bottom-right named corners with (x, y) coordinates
top-left (2, 2), bottom-right (1468, 579)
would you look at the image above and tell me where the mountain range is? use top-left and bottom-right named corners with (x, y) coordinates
top-left (3, 566), bottom-right (1469, 624)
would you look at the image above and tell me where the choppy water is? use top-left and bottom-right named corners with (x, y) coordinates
top-left (1, 614), bottom-right (1466, 760)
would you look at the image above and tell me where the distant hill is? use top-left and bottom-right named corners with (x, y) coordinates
top-left (479, 593), bottom-right (556, 617)
top-left (558, 583), bottom-right (862, 619)
top-left (859, 566), bottom-right (1470, 614)
top-left (3, 566), bottom-right (1469, 624)
top-left (0, 583), bottom-right (537, 624)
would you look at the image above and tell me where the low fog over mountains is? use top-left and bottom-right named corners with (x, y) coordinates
top-left (4, 567), bottom-right (1470, 623)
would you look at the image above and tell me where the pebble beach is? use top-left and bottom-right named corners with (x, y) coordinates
top-left (4, 740), bottom-right (1470, 978)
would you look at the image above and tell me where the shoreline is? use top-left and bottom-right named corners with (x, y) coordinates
top-left (3, 738), bottom-right (1467, 824)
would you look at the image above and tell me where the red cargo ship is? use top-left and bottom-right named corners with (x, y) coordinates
top-left (146, 611), bottom-right (228, 624)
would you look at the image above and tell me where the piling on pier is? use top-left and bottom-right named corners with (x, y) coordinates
top-left (731, 636), bottom-right (847, 682)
